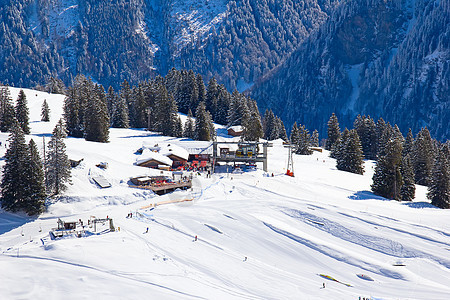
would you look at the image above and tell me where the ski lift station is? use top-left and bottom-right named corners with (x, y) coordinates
top-left (212, 141), bottom-right (271, 172)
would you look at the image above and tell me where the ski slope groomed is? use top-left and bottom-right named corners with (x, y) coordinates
top-left (1, 87), bottom-right (450, 300)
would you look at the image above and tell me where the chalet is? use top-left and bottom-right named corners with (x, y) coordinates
top-left (227, 125), bottom-right (243, 137)
top-left (135, 149), bottom-right (173, 169)
top-left (159, 144), bottom-right (189, 168)
top-left (139, 142), bottom-right (189, 168)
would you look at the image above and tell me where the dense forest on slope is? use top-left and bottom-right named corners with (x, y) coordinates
top-left (0, 0), bottom-right (338, 91)
top-left (251, 0), bottom-right (449, 141)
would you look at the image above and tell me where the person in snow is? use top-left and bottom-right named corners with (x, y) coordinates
top-left (194, 235), bottom-right (198, 241)
top-left (146, 227), bottom-right (149, 233)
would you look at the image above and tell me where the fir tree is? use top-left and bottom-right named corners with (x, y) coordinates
top-left (132, 84), bottom-right (148, 128)
top-left (354, 115), bottom-right (377, 160)
top-left (195, 102), bottom-right (214, 141)
top-left (372, 137), bottom-right (404, 200)
top-left (427, 145), bottom-right (450, 209)
top-left (400, 154), bottom-right (416, 201)
top-left (174, 116), bottom-right (183, 138)
top-left (412, 127), bottom-right (434, 186)
top-left (376, 118), bottom-right (391, 158)
top-left (290, 122), bottom-right (300, 146)
top-left (326, 113), bottom-right (340, 151)
top-left (155, 86), bottom-right (179, 137)
top-left (276, 117), bottom-right (288, 141)
top-left (336, 129), bottom-right (364, 174)
top-left (111, 89), bottom-right (130, 128)
top-left (41, 99), bottom-right (50, 122)
top-left (63, 85), bottom-right (83, 138)
top-left (242, 100), bottom-right (263, 141)
top-left (310, 130), bottom-right (319, 147)
top-left (263, 109), bottom-right (278, 140)
top-left (84, 84), bottom-right (110, 142)
top-left (205, 77), bottom-right (218, 118)
top-left (403, 128), bottom-right (414, 157)
top-left (183, 109), bottom-right (195, 139)
top-left (295, 124), bottom-right (313, 155)
top-left (215, 85), bottom-right (230, 125)
top-left (120, 80), bottom-right (134, 127)
top-left (0, 86), bottom-right (16, 132)
top-left (26, 139), bottom-right (46, 215)
top-left (46, 119), bottom-right (71, 195)
top-left (15, 90), bottom-right (30, 134)
top-left (1, 122), bottom-right (30, 212)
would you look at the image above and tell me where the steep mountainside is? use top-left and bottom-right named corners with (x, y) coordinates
top-left (0, 0), bottom-right (339, 90)
top-left (251, 0), bottom-right (449, 141)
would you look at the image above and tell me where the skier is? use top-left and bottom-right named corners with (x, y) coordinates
top-left (322, 283), bottom-right (325, 288)
top-left (146, 227), bottom-right (149, 233)
top-left (243, 256), bottom-right (247, 262)
top-left (194, 235), bottom-right (198, 241)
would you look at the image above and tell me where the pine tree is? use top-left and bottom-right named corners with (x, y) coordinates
top-left (295, 124), bottom-right (313, 155)
top-left (228, 90), bottom-right (245, 127)
top-left (263, 109), bottom-right (278, 140)
top-left (276, 117), bottom-right (288, 141)
top-left (205, 77), bottom-right (218, 118)
top-left (0, 86), bottom-right (16, 132)
top-left (63, 86), bottom-right (83, 138)
top-left (403, 128), bottom-right (414, 157)
top-left (196, 74), bottom-right (206, 106)
top-left (376, 120), bottom-right (394, 158)
top-left (290, 122), bottom-right (300, 146)
top-left (106, 86), bottom-right (116, 119)
top-left (46, 119), bottom-right (71, 195)
top-left (1, 122), bottom-right (30, 212)
top-left (326, 113), bottom-right (340, 151)
top-left (310, 130), bottom-right (319, 147)
top-left (372, 137), bottom-right (404, 200)
top-left (427, 145), bottom-right (450, 209)
top-left (155, 86), bottom-right (179, 137)
top-left (41, 99), bottom-right (50, 122)
top-left (132, 84), bottom-right (148, 128)
top-left (26, 139), bottom-right (46, 215)
top-left (174, 116), bottom-right (183, 138)
top-left (215, 85), bottom-right (230, 125)
top-left (84, 84), bottom-right (110, 142)
top-left (412, 127), bottom-right (434, 186)
top-left (400, 154), bottom-right (416, 201)
top-left (353, 115), bottom-right (377, 160)
top-left (242, 99), bottom-right (263, 141)
top-left (195, 102), bottom-right (214, 141)
top-left (111, 88), bottom-right (129, 128)
top-left (120, 80), bottom-right (135, 127)
top-left (15, 90), bottom-right (30, 134)
top-left (336, 129), bottom-right (365, 174)
top-left (183, 109), bottom-right (195, 139)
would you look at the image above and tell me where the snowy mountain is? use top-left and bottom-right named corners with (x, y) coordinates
top-left (0, 0), bottom-right (338, 90)
top-left (251, 0), bottom-right (450, 141)
top-left (1, 88), bottom-right (450, 299)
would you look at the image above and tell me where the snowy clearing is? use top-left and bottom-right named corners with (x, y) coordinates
top-left (1, 87), bottom-right (450, 300)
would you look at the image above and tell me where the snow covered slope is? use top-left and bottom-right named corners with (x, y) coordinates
top-left (1, 88), bottom-right (450, 299)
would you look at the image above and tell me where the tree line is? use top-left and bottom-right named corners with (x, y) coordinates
top-left (62, 69), bottom-right (288, 143)
top-left (0, 86), bottom-right (70, 215)
top-left (324, 113), bottom-right (449, 209)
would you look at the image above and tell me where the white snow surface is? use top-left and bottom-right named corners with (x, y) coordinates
top-left (170, 0), bottom-right (228, 54)
top-left (1, 87), bottom-right (450, 299)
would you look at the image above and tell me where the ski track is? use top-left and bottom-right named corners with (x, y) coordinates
top-left (263, 222), bottom-right (405, 280)
top-left (2, 253), bottom-right (206, 299)
top-left (338, 212), bottom-right (450, 247)
top-left (284, 209), bottom-right (450, 269)
top-left (121, 218), bottom-right (262, 300)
